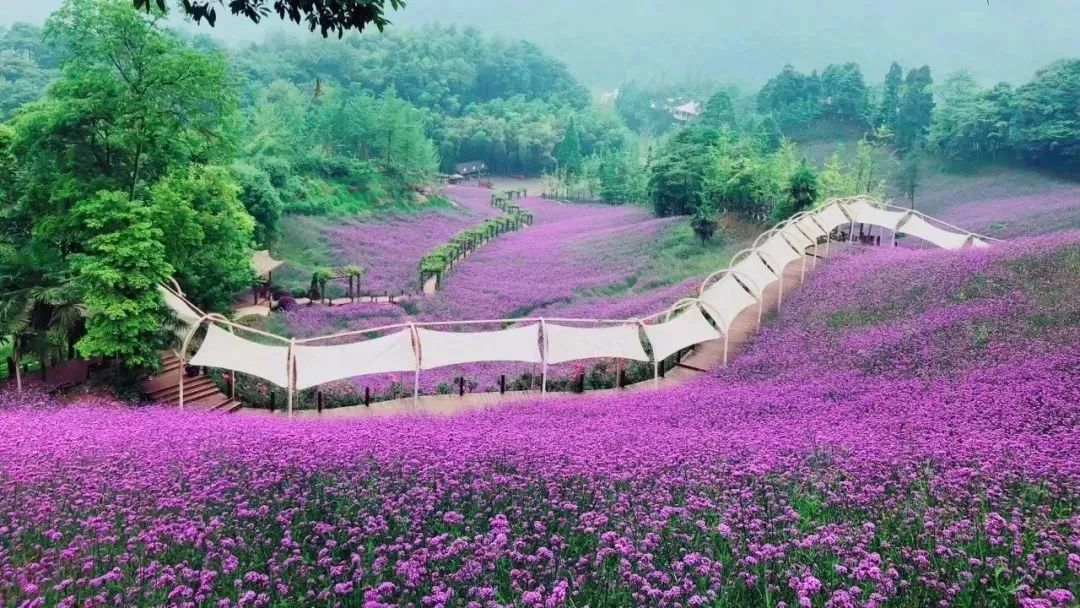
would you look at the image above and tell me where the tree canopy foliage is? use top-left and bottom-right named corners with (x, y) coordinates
top-left (134, 0), bottom-right (406, 37)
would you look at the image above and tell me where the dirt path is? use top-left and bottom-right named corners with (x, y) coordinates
top-left (237, 243), bottom-right (840, 420)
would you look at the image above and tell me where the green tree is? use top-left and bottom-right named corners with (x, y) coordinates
top-left (820, 62), bottom-right (868, 123)
top-left (1012, 59), bottom-right (1080, 168)
top-left (150, 166), bottom-right (255, 311)
top-left (0, 245), bottom-right (85, 391)
top-left (895, 65), bottom-right (934, 151)
top-left (775, 158), bottom-right (819, 221)
top-left (12, 0), bottom-right (237, 250)
top-left (555, 117), bottom-right (584, 174)
top-left (71, 190), bottom-right (172, 374)
top-left (875, 61), bottom-right (904, 129)
top-left (699, 90), bottom-right (736, 129)
top-left (929, 71), bottom-right (1014, 165)
top-left (231, 163), bottom-right (283, 246)
top-left (755, 116), bottom-right (784, 152)
top-left (690, 202), bottom-right (717, 244)
top-left (135, 0), bottom-right (407, 37)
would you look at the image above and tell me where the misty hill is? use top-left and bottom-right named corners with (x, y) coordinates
top-left (397, 0), bottom-right (1080, 88)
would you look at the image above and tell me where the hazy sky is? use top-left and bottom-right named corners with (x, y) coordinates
top-left (4, 0), bottom-right (1078, 88)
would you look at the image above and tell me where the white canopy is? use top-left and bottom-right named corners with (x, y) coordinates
top-left (644, 305), bottom-right (721, 361)
top-left (699, 274), bottom-right (759, 333)
top-left (417, 324), bottom-right (541, 370)
top-left (898, 215), bottom-right (973, 250)
top-left (544, 323), bottom-right (648, 364)
top-left (972, 237), bottom-right (991, 248)
top-left (781, 224), bottom-right (815, 250)
top-left (794, 215), bottom-right (827, 240)
top-left (813, 203), bottom-right (851, 231)
top-left (843, 200), bottom-right (910, 231)
top-left (292, 330), bottom-right (417, 390)
top-left (758, 233), bottom-right (803, 269)
top-left (159, 285), bottom-right (203, 347)
top-left (730, 254), bottom-right (779, 298)
top-left (190, 325), bottom-right (290, 388)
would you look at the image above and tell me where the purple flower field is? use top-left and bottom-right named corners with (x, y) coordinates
top-left (273, 189), bottom-right (685, 397)
top-left (322, 186), bottom-right (503, 292)
top-left (938, 187), bottom-right (1080, 238)
top-left (3, 232), bottom-right (1080, 607)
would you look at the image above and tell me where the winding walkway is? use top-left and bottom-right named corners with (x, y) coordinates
top-left (237, 244), bottom-right (831, 419)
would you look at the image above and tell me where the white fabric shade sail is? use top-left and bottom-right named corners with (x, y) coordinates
top-left (758, 233), bottom-right (804, 269)
top-left (159, 285), bottom-right (203, 346)
top-left (813, 203), bottom-right (852, 232)
top-left (417, 324), bottom-right (541, 370)
top-left (781, 224), bottom-right (815, 250)
top-left (897, 215), bottom-right (973, 250)
top-left (730, 254), bottom-right (779, 297)
top-left (544, 323), bottom-right (649, 364)
top-left (699, 274), bottom-right (760, 333)
top-left (794, 215), bottom-right (827, 240)
top-left (843, 200), bottom-right (910, 231)
top-left (292, 330), bottom-right (417, 390)
top-left (190, 325), bottom-right (290, 388)
top-left (644, 305), bottom-right (721, 361)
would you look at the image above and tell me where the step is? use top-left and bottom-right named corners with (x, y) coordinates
top-left (151, 377), bottom-right (217, 401)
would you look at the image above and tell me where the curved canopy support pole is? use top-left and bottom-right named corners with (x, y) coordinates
top-left (540, 318), bottom-right (548, 399)
top-left (410, 323), bottom-right (421, 407)
top-left (286, 338), bottom-right (295, 419)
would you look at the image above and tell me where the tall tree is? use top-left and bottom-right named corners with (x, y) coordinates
top-left (820, 62), bottom-right (869, 123)
top-left (875, 61), bottom-right (904, 129)
top-left (699, 90), bottom-right (736, 130)
top-left (895, 66), bottom-right (935, 151)
top-left (555, 117), bottom-right (584, 174)
top-left (71, 190), bottom-right (172, 374)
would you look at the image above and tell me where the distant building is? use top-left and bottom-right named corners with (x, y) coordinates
top-left (454, 161), bottom-right (488, 177)
top-left (671, 101), bottom-right (701, 122)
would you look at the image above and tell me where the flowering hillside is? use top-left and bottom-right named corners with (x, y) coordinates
top-left (3, 233), bottom-right (1079, 607)
top-left (322, 186), bottom-right (505, 293)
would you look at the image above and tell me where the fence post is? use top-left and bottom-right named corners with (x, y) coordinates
top-left (500, 374), bottom-right (506, 394)
top-left (317, 391), bottom-right (323, 413)
top-left (458, 376), bottom-right (465, 396)
top-left (269, 391), bottom-right (276, 412)
top-left (577, 371), bottom-right (585, 393)
top-left (364, 387), bottom-right (370, 407)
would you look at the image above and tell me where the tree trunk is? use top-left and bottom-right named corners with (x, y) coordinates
top-left (13, 348), bottom-right (21, 393)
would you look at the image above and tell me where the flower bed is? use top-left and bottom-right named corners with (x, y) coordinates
top-left (3, 234), bottom-right (1080, 607)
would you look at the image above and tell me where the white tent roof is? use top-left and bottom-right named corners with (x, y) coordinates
top-left (417, 325), bottom-right (541, 370)
top-left (544, 323), bottom-right (648, 364)
top-left (292, 330), bottom-right (417, 390)
top-left (730, 254), bottom-right (779, 298)
top-left (699, 274), bottom-right (759, 333)
top-left (898, 215), bottom-right (973, 250)
top-left (813, 203), bottom-right (851, 231)
top-left (190, 325), bottom-right (290, 388)
top-left (644, 305), bottom-right (721, 361)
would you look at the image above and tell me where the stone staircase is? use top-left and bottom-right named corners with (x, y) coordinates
top-left (143, 351), bottom-right (243, 413)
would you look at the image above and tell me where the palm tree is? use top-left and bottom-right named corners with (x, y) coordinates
top-left (0, 246), bottom-right (86, 392)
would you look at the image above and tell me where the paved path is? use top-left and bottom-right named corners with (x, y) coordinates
top-left (238, 243), bottom-right (841, 420)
